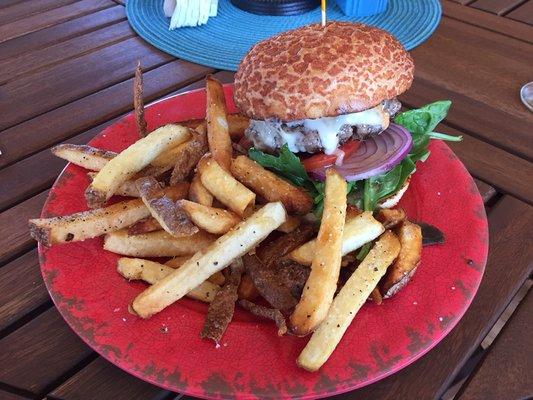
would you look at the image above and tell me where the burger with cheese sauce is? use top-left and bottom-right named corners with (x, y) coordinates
top-left (233, 22), bottom-right (458, 212)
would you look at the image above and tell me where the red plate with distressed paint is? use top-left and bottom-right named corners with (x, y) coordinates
top-left (39, 85), bottom-right (488, 399)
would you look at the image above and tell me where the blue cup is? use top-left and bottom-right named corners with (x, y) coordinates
top-left (334, 0), bottom-right (388, 16)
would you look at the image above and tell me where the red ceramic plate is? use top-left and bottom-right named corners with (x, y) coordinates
top-left (39, 85), bottom-right (488, 399)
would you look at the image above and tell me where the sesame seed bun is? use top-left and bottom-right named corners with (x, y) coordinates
top-left (233, 22), bottom-right (414, 121)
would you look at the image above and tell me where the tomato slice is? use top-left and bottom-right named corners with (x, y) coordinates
top-left (301, 140), bottom-right (361, 171)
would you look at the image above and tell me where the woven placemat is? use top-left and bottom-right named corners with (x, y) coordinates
top-left (127, 0), bottom-right (441, 71)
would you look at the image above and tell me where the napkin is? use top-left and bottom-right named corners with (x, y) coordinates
top-left (164, 0), bottom-right (218, 29)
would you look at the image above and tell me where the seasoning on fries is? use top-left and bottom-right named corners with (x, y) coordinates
top-left (206, 75), bottom-right (232, 170)
top-left (117, 257), bottom-right (219, 303)
top-left (131, 202), bottom-right (286, 318)
top-left (290, 169), bottom-right (347, 336)
top-left (189, 172), bottom-right (213, 206)
top-left (52, 144), bottom-right (116, 171)
top-left (198, 156), bottom-right (256, 217)
top-left (297, 231), bottom-right (401, 371)
top-left (85, 124), bottom-right (190, 208)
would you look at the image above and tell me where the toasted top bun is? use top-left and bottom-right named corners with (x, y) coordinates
top-left (234, 22), bottom-right (414, 121)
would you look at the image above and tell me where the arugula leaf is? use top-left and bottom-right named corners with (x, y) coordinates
top-left (249, 145), bottom-right (317, 194)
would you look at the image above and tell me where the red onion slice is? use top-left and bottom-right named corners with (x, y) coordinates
top-left (310, 123), bottom-right (412, 181)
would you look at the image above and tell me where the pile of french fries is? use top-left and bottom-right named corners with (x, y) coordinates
top-left (29, 73), bottom-right (423, 372)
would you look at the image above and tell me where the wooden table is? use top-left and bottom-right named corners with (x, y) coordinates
top-left (0, 1), bottom-right (531, 399)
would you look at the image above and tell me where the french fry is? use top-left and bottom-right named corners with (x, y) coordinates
top-left (29, 183), bottom-right (190, 247)
top-left (231, 156), bottom-right (313, 215)
top-left (297, 231), bottom-right (401, 371)
top-left (376, 208), bottom-right (406, 229)
top-left (290, 169), bottom-right (347, 336)
top-left (29, 198), bottom-right (148, 247)
top-left (52, 144), bottom-right (116, 171)
top-left (117, 258), bottom-right (219, 302)
top-left (381, 221), bottom-right (422, 298)
top-left (88, 172), bottom-right (139, 197)
top-left (226, 114), bottom-right (249, 139)
top-left (136, 177), bottom-right (198, 237)
top-left (198, 157), bottom-right (255, 217)
top-left (127, 217), bottom-right (161, 235)
top-left (177, 199), bottom-right (241, 235)
top-left (85, 124), bottom-right (190, 208)
top-left (238, 273), bottom-right (260, 300)
top-left (289, 211), bottom-right (384, 266)
top-left (131, 202), bottom-right (286, 318)
top-left (206, 75), bottom-right (232, 170)
top-left (165, 256), bottom-right (225, 285)
top-left (164, 256), bottom-right (192, 268)
top-left (104, 229), bottom-right (215, 257)
top-left (189, 172), bottom-right (213, 206)
top-left (170, 125), bottom-right (208, 184)
top-left (277, 215), bottom-right (301, 233)
top-left (370, 288), bottom-right (383, 305)
top-left (179, 114), bottom-right (248, 140)
top-left (134, 61), bottom-right (147, 138)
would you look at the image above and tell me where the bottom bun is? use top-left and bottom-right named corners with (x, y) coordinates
top-left (378, 178), bottom-right (410, 209)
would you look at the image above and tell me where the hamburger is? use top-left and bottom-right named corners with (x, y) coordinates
top-left (233, 22), bottom-right (459, 213)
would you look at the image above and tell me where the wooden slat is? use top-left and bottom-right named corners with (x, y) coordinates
top-left (0, 0), bottom-right (75, 25)
top-left (0, 191), bottom-right (48, 265)
top-left (113, 0), bottom-right (126, 4)
top-left (0, 249), bottom-right (49, 332)
top-left (407, 17), bottom-right (533, 161)
top-left (0, 59), bottom-right (212, 169)
top-left (0, 20), bottom-right (135, 84)
top-left (332, 196), bottom-right (533, 399)
top-left (507, 0), bottom-right (533, 24)
top-left (0, 308), bottom-right (93, 394)
top-left (0, 36), bottom-right (172, 131)
top-left (474, 179), bottom-right (497, 204)
top-left (0, 0), bottom-right (114, 43)
top-left (0, 0), bottom-right (33, 9)
top-left (442, 124), bottom-right (533, 204)
top-left (458, 288), bottom-right (532, 399)
top-left (442, 0), bottom-right (533, 43)
top-left (470, 0), bottom-right (528, 14)
top-left (48, 358), bottom-right (170, 400)
top-left (0, 120), bottom-right (118, 212)
top-left (0, 390), bottom-right (30, 400)
top-left (0, 6), bottom-right (126, 62)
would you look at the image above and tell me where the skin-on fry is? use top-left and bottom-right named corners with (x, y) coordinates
top-left (290, 170), bottom-right (347, 336)
top-left (206, 75), bottom-right (232, 170)
top-left (177, 199), bottom-right (241, 235)
top-left (376, 208), bottom-right (406, 229)
top-left (88, 172), bottom-right (139, 197)
top-left (189, 172), bottom-right (213, 206)
top-left (297, 231), bottom-right (401, 371)
top-left (117, 258), bottom-right (219, 303)
top-left (104, 229), bottom-right (215, 257)
top-left (198, 157), bottom-right (255, 217)
top-left (289, 211), bottom-right (384, 266)
top-left (165, 256), bottom-right (225, 285)
top-left (127, 217), bottom-right (161, 235)
top-left (29, 198), bottom-right (149, 247)
top-left (237, 273), bottom-right (260, 301)
top-left (52, 144), bottom-right (116, 171)
top-left (85, 124), bottom-right (190, 208)
top-left (170, 125), bottom-right (208, 184)
top-left (136, 177), bottom-right (198, 237)
top-left (231, 156), bottom-right (313, 215)
top-left (370, 288), bottom-right (383, 305)
top-left (131, 202), bottom-right (286, 318)
top-left (381, 221), bottom-right (422, 298)
top-left (277, 215), bottom-right (301, 233)
top-left (134, 61), bottom-right (147, 138)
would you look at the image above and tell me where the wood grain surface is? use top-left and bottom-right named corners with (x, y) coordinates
top-left (457, 288), bottom-right (533, 400)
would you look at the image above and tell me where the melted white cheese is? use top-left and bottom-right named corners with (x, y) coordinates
top-left (299, 105), bottom-right (388, 154)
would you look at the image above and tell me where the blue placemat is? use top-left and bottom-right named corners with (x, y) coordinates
top-left (126, 0), bottom-right (441, 71)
